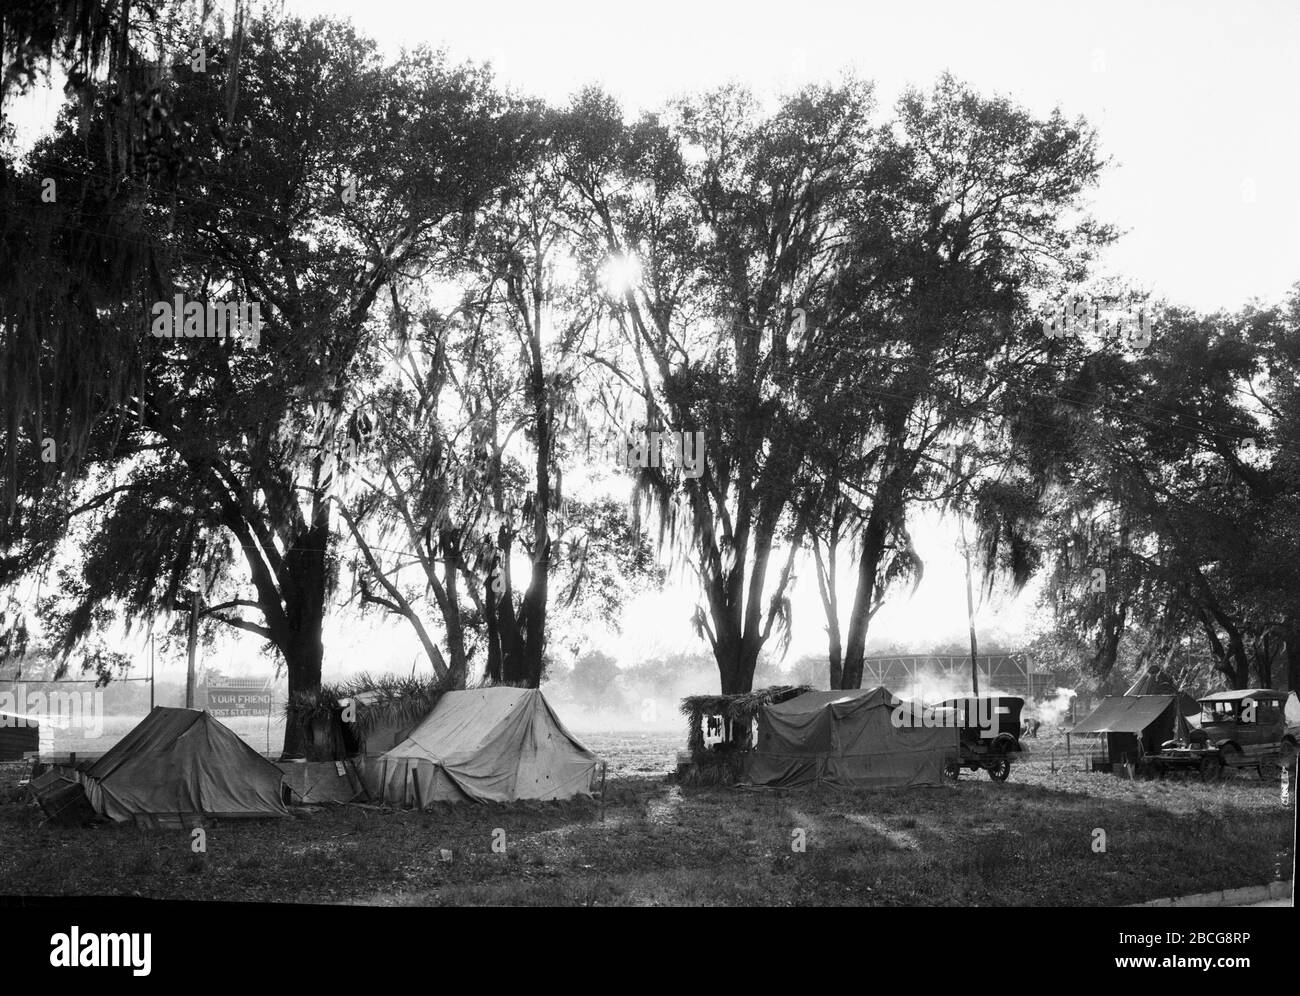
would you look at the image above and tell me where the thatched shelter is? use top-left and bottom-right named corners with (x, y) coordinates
top-left (678, 685), bottom-right (811, 784)
top-left (286, 673), bottom-right (449, 761)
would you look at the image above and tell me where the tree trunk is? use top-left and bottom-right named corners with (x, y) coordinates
top-left (485, 570), bottom-right (502, 684)
top-left (280, 624), bottom-right (324, 759)
top-left (1286, 624), bottom-right (1300, 692)
top-left (278, 512), bottom-right (329, 758)
top-left (1227, 629), bottom-right (1250, 689)
top-left (523, 273), bottom-right (552, 690)
top-left (1255, 633), bottom-right (1273, 689)
top-left (443, 557), bottom-right (468, 689)
top-left (840, 507), bottom-right (888, 689)
top-left (716, 636), bottom-right (759, 695)
top-left (714, 633), bottom-right (758, 747)
top-left (812, 534), bottom-right (843, 689)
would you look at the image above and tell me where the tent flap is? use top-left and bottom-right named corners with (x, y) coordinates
top-left (1071, 695), bottom-right (1177, 735)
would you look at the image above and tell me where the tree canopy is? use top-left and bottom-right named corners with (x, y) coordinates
top-left (3, 4), bottom-right (1296, 756)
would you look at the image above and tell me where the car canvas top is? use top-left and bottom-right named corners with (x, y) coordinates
top-left (1197, 689), bottom-right (1285, 703)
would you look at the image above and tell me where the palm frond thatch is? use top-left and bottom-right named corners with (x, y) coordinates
top-left (679, 684), bottom-right (811, 757)
top-left (285, 671), bottom-right (450, 740)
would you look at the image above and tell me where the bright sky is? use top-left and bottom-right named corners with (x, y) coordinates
top-left (281, 0), bottom-right (1298, 673)
top-left (10, 0), bottom-right (1297, 680)
top-left (286, 0), bottom-right (1300, 313)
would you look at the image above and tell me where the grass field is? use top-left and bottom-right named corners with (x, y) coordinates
top-left (1, 728), bottom-right (1293, 906)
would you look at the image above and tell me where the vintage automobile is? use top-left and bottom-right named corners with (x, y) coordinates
top-left (936, 696), bottom-right (1024, 781)
top-left (1152, 689), bottom-right (1297, 780)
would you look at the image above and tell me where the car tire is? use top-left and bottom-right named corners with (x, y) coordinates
top-left (1219, 743), bottom-right (1242, 777)
top-left (1257, 762), bottom-right (1283, 782)
top-left (1281, 739), bottom-right (1298, 768)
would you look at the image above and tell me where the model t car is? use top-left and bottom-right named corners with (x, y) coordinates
top-left (1152, 689), bottom-right (1297, 780)
top-left (936, 696), bottom-right (1025, 781)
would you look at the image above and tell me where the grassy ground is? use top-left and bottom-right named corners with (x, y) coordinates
top-left (0, 731), bottom-right (1292, 906)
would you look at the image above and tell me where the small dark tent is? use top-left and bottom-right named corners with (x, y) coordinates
top-left (748, 687), bottom-right (957, 789)
top-left (0, 712), bottom-right (40, 760)
top-left (83, 707), bottom-right (289, 821)
top-left (1069, 671), bottom-right (1200, 767)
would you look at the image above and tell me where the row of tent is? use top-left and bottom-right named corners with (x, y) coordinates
top-left (44, 687), bottom-right (602, 823)
top-left (45, 684), bottom-right (965, 822)
top-left (63, 669), bottom-right (1276, 822)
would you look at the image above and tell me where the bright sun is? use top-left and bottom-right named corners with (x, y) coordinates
top-left (599, 252), bottom-right (642, 298)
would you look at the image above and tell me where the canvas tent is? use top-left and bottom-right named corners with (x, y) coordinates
top-left (1124, 666), bottom-right (1200, 710)
top-left (82, 707), bottom-right (289, 821)
top-left (367, 687), bottom-right (599, 805)
top-left (1069, 688), bottom-right (1199, 766)
top-left (747, 687), bottom-right (957, 789)
top-left (277, 759), bottom-right (364, 804)
top-left (0, 712), bottom-right (39, 760)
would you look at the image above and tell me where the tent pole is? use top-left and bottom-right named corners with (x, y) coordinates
top-left (599, 761), bottom-right (607, 822)
top-left (960, 517), bottom-right (980, 696)
top-left (185, 586), bottom-right (199, 709)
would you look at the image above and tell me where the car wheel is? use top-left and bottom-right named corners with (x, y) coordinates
top-left (987, 759), bottom-right (1011, 782)
top-left (1199, 754), bottom-right (1222, 782)
top-left (942, 758), bottom-right (960, 780)
top-left (1258, 762), bottom-right (1283, 782)
top-left (1280, 739), bottom-right (1298, 768)
top-left (1220, 743), bottom-right (1242, 776)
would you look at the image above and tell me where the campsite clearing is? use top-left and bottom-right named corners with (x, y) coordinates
top-left (1, 735), bottom-right (1291, 906)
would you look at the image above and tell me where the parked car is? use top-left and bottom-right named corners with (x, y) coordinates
top-left (937, 696), bottom-right (1024, 781)
top-left (1154, 689), bottom-right (1297, 780)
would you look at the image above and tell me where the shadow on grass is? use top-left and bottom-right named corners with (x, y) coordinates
top-left (0, 767), bottom-right (1291, 907)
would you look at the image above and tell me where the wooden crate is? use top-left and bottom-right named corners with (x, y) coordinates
top-left (33, 775), bottom-right (96, 826)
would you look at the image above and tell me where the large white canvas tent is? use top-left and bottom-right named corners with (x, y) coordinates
top-left (367, 687), bottom-right (599, 805)
top-left (82, 707), bottom-right (289, 821)
top-left (747, 687), bottom-right (957, 789)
